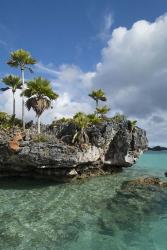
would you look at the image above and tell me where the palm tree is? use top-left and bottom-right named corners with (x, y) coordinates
top-left (128, 120), bottom-right (137, 132)
top-left (7, 49), bottom-right (37, 130)
top-left (22, 77), bottom-right (59, 134)
top-left (89, 89), bottom-right (107, 110)
top-left (72, 112), bottom-right (90, 145)
top-left (87, 113), bottom-right (102, 124)
top-left (96, 105), bottom-right (110, 118)
top-left (1, 75), bottom-right (22, 117)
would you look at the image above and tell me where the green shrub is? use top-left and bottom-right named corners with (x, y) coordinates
top-left (50, 117), bottom-right (72, 128)
top-left (111, 113), bottom-right (127, 123)
top-left (96, 105), bottom-right (110, 118)
top-left (87, 113), bottom-right (102, 124)
top-left (32, 134), bottom-right (49, 142)
top-left (0, 112), bottom-right (22, 129)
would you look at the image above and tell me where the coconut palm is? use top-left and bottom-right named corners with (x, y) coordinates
top-left (89, 89), bottom-right (107, 109)
top-left (22, 77), bottom-right (59, 134)
top-left (7, 49), bottom-right (36, 130)
top-left (1, 75), bottom-right (22, 117)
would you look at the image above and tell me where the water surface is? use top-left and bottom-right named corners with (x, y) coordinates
top-left (0, 151), bottom-right (167, 249)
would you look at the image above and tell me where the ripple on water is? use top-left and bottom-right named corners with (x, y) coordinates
top-left (0, 152), bottom-right (167, 249)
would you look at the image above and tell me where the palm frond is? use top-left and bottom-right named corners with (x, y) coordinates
top-left (73, 112), bottom-right (89, 129)
top-left (0, 87), bottom-right (10, 91)
top-left (23, 77), bottom-right (59, 100)
top-left (99, 96), bottom-right (107, 102)
top-left (89, 89), bottom-right (107, 102)
top-left (25, 66), bottom-right (34, 73)
top-left (96, 105), bottom-right (110, 115)
top-left (25, 97), bottom-right (51, 116)
top-left (7, 49), bottom-right (37, 69)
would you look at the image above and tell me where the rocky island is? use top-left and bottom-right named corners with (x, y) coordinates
top-left (0, 49), bottom-right (148, 182)
top-left (148, 146), bottom-right (167, 151)
top-left (0, 119), bottom-right (148, 181)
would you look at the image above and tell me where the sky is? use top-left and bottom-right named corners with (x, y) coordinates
top-left (0, 0), bottom-right (167, 146)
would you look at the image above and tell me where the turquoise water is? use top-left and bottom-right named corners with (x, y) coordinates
top-left (0, 151), bottom-right (167, 250)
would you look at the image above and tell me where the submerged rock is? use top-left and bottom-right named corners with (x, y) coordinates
top-left (96, 176), bottom-right (167, 248)
top-left (0, 121), bottom-right (148, 180)
top-left (122, 176), bottom-right (167, 188)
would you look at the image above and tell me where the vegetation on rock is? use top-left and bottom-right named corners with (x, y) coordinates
top-left (72, 112), bottom-right (90, 144)
top-left (0, 112), bottom-right (22, 129)
top-left (96, 105), bottom-right (110, 118)
top-left (87, 113), bottom-right (102, 124)
top-left (110, 113), bottom-right (127, 123)
top-left (128, 120), bottom-right (137, 132)
top-left (32, 134), bottom-right (49, 142)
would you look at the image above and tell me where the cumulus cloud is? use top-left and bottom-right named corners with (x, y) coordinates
top-left (94, 14), bottom-right (167, 117)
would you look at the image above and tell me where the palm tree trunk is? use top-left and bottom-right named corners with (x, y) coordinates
top-left (12, 91), bottom-right (15, 117)
top-left (96, 100), bottom-right (98, 109)
top-left (12, 91), bottom-right (16, 132)
top-left (21, 68), bottom-right (25, 131)
top-left (95, 100), bottom-right (98, 116)
top-left (37, 116), bottom-right (41, 134)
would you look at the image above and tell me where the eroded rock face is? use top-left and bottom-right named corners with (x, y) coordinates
top-left (0, 121), bottom-right (148, 180)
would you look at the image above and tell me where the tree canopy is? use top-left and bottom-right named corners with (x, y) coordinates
top-left (1, 75), bottom-right (22, 93)
top-left (7, 49), bottom-right (36, 70)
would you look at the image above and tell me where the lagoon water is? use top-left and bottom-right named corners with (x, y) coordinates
top-left (0, 151), bottom-right (167, 250)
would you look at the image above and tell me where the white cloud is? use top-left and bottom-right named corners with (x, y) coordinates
top-left (104, 13), bottom-right (113, 31)
top-left (36, 63), bottom-right (95, 102)
top-left (0, 89), bottom-right (34, 121)
top-left (98, 13), bottom-right (114, 41)
top-left (35, 62), bottom-right (60, 76)
top-left (42, 92), bottom-right (93, 124)
top-left (93, 14), bottom-right (167, 117)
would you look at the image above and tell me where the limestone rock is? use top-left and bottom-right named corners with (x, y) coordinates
top-left (0, 120), bottom-right (148, 180)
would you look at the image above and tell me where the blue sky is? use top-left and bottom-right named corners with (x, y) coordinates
top-left (0, 0), bottom-right (167, 72)
top-left (0, 0), bottom-right (167, 146)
